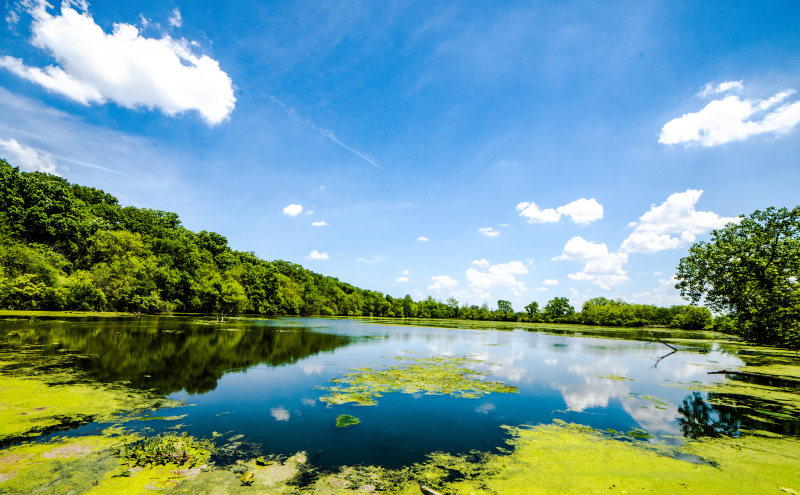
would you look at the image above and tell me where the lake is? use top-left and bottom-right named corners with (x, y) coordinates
top-left (3, 313), bottom-right (797, 480)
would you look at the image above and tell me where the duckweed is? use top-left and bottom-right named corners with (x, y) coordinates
top-left (319, 356), bottom-right (518, 406)
top-left (335, 415), bottom-right (360, 429)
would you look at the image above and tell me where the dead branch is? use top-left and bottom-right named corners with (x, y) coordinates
top-left (420, 484), bottom-right (444, 495)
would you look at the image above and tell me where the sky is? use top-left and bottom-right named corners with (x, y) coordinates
top-left (1, 0), bottom-right (799, 311)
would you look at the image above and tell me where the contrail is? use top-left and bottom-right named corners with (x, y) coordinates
top-left (270, 96), bottom-right (380, 169)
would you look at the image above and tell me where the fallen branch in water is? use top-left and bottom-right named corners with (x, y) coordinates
top-left (647, 335), bottom-right (677, 352)
top-left (419, 484), bottom-right (444, 495)
top-left (708, 370), bottom-right (800, 386)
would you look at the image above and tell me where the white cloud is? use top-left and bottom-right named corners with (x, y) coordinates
top-left (542, 279), bottom-right (559, 286)
top-left (283, 203), bottom-right (303, 216)
top-left (168, 7), bottom-right (182, 28)
top-left (311, 220), bottom-right (328, 227)
top-left (417, 236), bottom-right (429, 242)
top-left (465, 260), bottom-right (528, 296)
top-left (471, 259), bottom-right (490, 267)
top-left (555, 236), bottom-right (629, 290)
top-left (0, 138), bottom-right (60, 174)
top-left (270, 407), bottom-right (290, 422)
top-left (402, 269), bottom-right (409, 275)
top-left (698, 80), bottom-right (742, 98)
top-left (6, 9), bottom-right (20, 27)
top-left (621, 189), bottom-right (737, 253)
top-left (555, 198), bottom-right (604, 225)
top-left (305, 210), bottom-right (314, 215)
top-left (428, 275), bottom-right (459, 292)
top-left (517, 198), bottom-right (603, 225)
top-left (0, 3), bottom-right (235, 125)
top-left (356, 255), bottom-right (386, 265)
top-left (516, 201), bottom-right (560, 223)
top-left (307, 250), bottom-right (329, 260)
top-left (631, 276), bottom-right (684, 307)
top-left (395, 277), bottom-right (409, 283)
top-left (660, 84), bottom-right (800, 146)
top-left (478, 227), bottom-right (499, 237)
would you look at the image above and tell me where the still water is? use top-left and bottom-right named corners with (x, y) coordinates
top-left (0, 315), bottom-right (790, 470)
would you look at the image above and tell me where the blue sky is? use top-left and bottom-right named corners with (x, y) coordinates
top-left (1, 0), bottom-right (799, 310)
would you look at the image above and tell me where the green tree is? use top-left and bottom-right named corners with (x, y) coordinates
top-left (543, 297), bottom-right (575, 321)
top-left (523, 301), bottom-right (540, 322)
top-left (675, 206), bottom-right (800, 347)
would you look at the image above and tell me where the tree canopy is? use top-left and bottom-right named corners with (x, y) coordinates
top-left (675, 206), bottom-right (800, 348)
top-left (0, 159), bottom-right (718, 330)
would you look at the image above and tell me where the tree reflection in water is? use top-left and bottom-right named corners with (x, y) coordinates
top-left (0, 317), bottom-right (353, 395)
top-left (678, 390), bottom-right (800, 439)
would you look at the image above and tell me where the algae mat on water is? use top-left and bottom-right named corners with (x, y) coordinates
top-left (318, 356), bottom-right (518, 406)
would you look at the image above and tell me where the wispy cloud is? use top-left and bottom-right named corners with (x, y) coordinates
top-left (355, 255), bottom-right (387, 265)
top-left (428, 275), bottom-right (459, 291)
top-left (270, 96), bottom-right (380, 169)
top-left (465, 260), bottom-right (528, 296)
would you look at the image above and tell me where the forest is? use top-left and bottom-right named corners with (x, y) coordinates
top-left (0, 160), bottom-right (713, 329)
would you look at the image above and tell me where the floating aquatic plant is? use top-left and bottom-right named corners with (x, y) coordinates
top-left (335, 414), bottom-right (360, 428)
top-left (319, 356), bottom-right (518, 406)
top-left (116, 433), bottom-right (213, 468)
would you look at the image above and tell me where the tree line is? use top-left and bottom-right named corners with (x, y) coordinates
top-left (0, 160), bottom-right (712, 330)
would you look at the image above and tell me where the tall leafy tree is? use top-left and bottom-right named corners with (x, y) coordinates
top-left (675, 206), bottom-right (800, 347)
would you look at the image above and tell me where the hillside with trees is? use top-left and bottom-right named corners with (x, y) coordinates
top-left (0, 160), bottom-right (711, 329)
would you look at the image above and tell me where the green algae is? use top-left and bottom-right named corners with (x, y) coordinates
top-left (0, 373), bottom-right (174, 443)
top-left (335, 415), bottom-right (360, 429)
top-left (598, 374), bottom-right (632, 381)
top-left (117, 433), bottom-right (213, 468)
top-left (0, 429), bottom-right (215, 494)
top-left (318, 356), bottom-right (518, 406)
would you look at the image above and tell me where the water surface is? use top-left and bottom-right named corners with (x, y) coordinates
top-left (1, 315), bottom-right (795, 471)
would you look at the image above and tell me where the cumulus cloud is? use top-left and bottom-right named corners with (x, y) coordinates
top-left (465, 260), bottom-right (528, 296)
top-left (556, 198), bottom-right (604, 225)
top-left (555, 237), bottom-right (629, 290)
top-left (471, 259), bottom-right (490, 267)
top-left (0, 138), bottom-right (60, 174)
top-left (311, 220), bottom-right (328, 227)
top-left (478, 227), bottom-right (499, 237)
top-left (542, 279), bottom-right (559, 286)
top-left (428, 275), bottom-right (459, 292)
top-left (395, 276), bottom-right (409, 283)
top-left (417, 236), bottom-right (429, 242)
top-left (556, 190), bottom-right (733, 290)
top-left (620, 189), bottom-right (737, 253)
top-left (660, 83), bottom-right (800, 146)
top-left (0, 2), bottom-right (235, 125)
top-left (307, 250), bottom-right (329, 260)
top-left (517, 198), bottom-right (603, 225)
top-left (516, 201), bottom-right (560, 223)
top-left (283, 203), bottom-right (303, 216)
